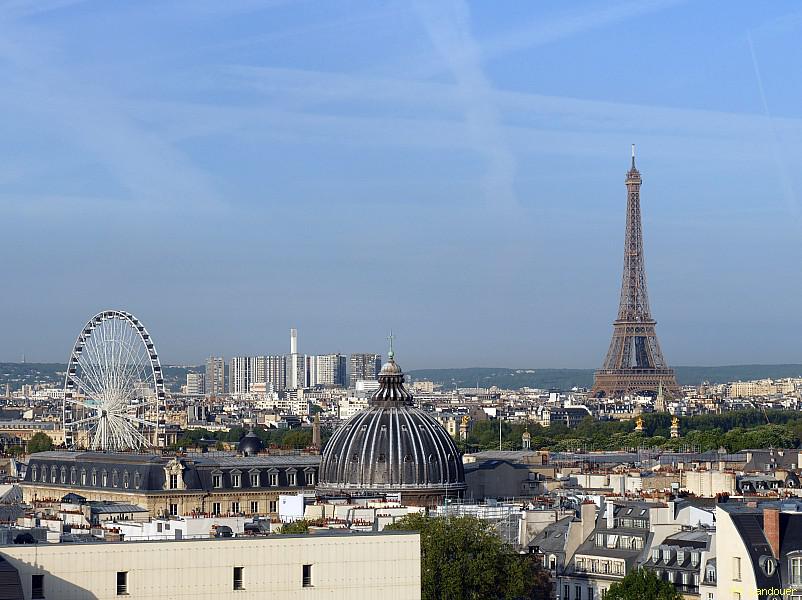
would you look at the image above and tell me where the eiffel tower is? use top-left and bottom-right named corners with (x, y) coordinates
top-left (592, 147), bottom-right (680, 399)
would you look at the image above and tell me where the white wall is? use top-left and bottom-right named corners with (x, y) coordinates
top-left (2, 531), bottom-right (421, 600)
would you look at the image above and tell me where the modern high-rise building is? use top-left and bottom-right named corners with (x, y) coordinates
top-left (310, 353), bottom-right (347, 387)
top-left (229, 356), bottom-right (252, 394)
top-left (349, 353), bottom-right (382, 388)
top-left (205, 357), bottom-right (225, 397)
top-left (186, 373), bottom-right (205, 395)
top-left (287, 328), bottom-right (306, 390)
top-left (251, 355), bottom-right (287, 392)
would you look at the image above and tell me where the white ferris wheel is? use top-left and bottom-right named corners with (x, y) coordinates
top-left (63, 310), bottom-right (166, 452)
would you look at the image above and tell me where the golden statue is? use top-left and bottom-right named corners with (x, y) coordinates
top-left (634, 416), bottom-right (644, 432)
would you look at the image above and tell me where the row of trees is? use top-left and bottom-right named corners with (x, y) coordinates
top-left (461, 409), bottom-right (802, 453)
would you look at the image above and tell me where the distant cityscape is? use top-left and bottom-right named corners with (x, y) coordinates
top-left (0, 155), bottom-right (800, 600)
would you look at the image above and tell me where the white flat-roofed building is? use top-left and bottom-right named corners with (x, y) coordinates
top-left (0, 530), bottom-right (421, 599)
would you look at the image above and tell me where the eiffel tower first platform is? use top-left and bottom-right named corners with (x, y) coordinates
top-left (592, 147), bottom-right (680, 399)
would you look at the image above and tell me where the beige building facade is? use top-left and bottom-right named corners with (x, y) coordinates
top-left (1, 531), bottom-right (421, 600)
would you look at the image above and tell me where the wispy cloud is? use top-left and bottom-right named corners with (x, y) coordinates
top-left (208, 65), bottom-right (802, 153)
top-left (412, 0), bottom-right (518, 208)
top-left (747, 31), bottom-right (799, 218)
top-left (0, 15), bottom-right (223, 213)
top-left (392, 0), bottom-right (686, 81)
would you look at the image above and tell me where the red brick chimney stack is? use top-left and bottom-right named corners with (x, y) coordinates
top-left (764, 506), bottom-right (780, 558)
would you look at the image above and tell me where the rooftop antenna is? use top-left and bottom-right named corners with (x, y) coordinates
top-left (387, 330), bottom-right (394, 361)
top-left (631, 143), bottom-right (636, 169)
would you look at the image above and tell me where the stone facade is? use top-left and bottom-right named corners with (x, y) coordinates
top-left (21, 451), bottom-right (321, 518)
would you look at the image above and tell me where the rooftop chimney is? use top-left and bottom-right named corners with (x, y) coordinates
top-left (764, 506), bottom-right (780, 558)
top-left (605, 498), bottom-right (615, 529)
top-left (580, 500), bottom-right (597, 543)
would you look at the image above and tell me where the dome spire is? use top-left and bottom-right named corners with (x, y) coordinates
top-left (372, 333), bottom-right (412, 405)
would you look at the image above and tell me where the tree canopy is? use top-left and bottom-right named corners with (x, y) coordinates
top-left (460, 410), bottom-right (802, 453)
top-left (279, 519), bottom-right (312, 534)
top-left (27, 432), bottom-right (53, 454)
top-left (385, 513), bottom-right (550, 600)
top-left (604, 568), bottom-right (684, 600)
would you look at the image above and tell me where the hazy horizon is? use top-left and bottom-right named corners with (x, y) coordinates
top-left (2, 1), bottom-right (802, 369)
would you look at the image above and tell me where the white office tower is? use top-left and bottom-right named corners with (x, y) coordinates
top-left (205, 356), bottom-right (225, 397)
top-left (250, 355), bottom-right (287, 392)
top-left (311, 354), bottom-right (347, 387)
top-left (348, 353), bottom-right (382, 388)
top-left (287, 328), bottom-right (306, 389)
top-left (186, 373), bottom-right (205, 395)
top-left (229, 356), bottom-right (251, 394)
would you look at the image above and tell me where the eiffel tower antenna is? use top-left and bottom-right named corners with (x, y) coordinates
top-left (592, 148), bottom-right (680, 399)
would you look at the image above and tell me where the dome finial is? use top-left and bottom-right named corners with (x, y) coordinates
top-left (387, 330), bottom-right (395, 361)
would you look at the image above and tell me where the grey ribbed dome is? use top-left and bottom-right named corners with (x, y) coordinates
top-left (237, 431), bottom-right (264, 456)
top-left (318, 352), bottom-right (465, 497)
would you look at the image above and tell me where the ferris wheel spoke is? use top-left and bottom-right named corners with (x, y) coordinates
top-left (69, 373), bottom-right (105, 406)
top-left (119, 414), bottom-right (159, 428)
top-left (78, 358), bottom-right (106, 402)
top-left (68, 414), bottom-right (103, 427)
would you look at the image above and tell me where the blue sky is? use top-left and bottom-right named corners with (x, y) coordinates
top-left (2, 0), bottom-right (802, 369)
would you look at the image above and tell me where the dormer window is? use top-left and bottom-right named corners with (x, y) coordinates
top-left (790, 556), bottom-right (802, 585)
top-left (212, 472), bottom-right (222, 488)
top-left (250, 472), bottom-right (260, 487)
top-left (31, 466), bottom-right (38, 481)
top-left (690, 552), bottom-right (700, 567)
top-left (231, 472), bottom-right (241, 488)
top-left (60, 466), bottom-right (66, 484)
top-left (652, 548), bottom-right (660, 562)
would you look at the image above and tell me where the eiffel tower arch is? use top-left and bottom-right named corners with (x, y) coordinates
top-left (592, 147), bottom-right (680, 399)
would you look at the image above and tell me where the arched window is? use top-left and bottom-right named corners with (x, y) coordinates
top-left (112, 470), bottom-right (119, 487)
top-left (60, 466), bottom-right (66, 484)
top-left (101, 470), bottom-right (108, 486)
top-left (50, 466), bottom-right (57, 483)
top-left (31, 466), bottom-right (37, 481)
top-left (91, 469), bottom-right (98, 486)
top-left (133, 472), bottom-right (141, 489)
top-left (123, 471), bottom-right (130, 489)
top-left (80, 469), bottom-right (87, 486)
top-left (70, 467), bottom-right (77, 484)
